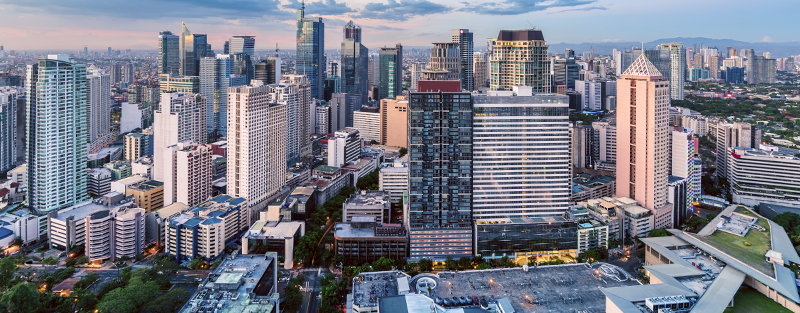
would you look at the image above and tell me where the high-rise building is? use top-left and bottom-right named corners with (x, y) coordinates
top-left (158, 31), bottom-right (180, 76)
top-left (153, 92), bottom-right (206, 184)
top-left (473, 52), bottom-right (489, 89)
top-left (592, 119), bottom-right (617, 167)
top-left (430, 43), bottom-right (461, 82)
top-left (255, 56), bottom-right (281, 85)
top-left (670, 127), bottom-right (697, 226)
top-left (659, 43), bottom-right (685, 100)
top-left (315, 102), bottom-right (330, 134)
top-left (328, 128), bottom-right (362, 167)
top-left (330, 92), bottom-right (363, 130)
top-left (473, 91), bottom-right (570, 221)
top-left (489, 30), bottom-right (551, 92)
top-left (551, 57), bottom-right (580, 90)
top-left (745, 52), bottom-right (777, 84)
top-left (109, 62), bottom-right (122, 85)
top-left (452, 29), bottom-right (474, 91)
top-left (231, 53), bottom-right (254, 85)
top-left (122, 63), bottom-right (135, 84)
top-left (353, 106), bottom-right (381, 143)
top-left (380, 96), bottom-right (408, 148)
top-left (180, 22), bottom-right (207, 77)
top-left (725, 67), bottom-right (745, 84)
top-left (124, 133), bottom-right (149, 161)
top-left (87, 70), bottom-right (111, 149)
top-left (409, 62), bottom-right (427, 92)
top-left (26, 55), bottom-right (88, 213)
top-left (282, 74), bottom-right (313, 160)
top-left (728, 147), bottom-right (800, 207)
top-left (341, 21), bottom-right (369, 104)
top-left (0, 87), bottom-right (19, 174)
top-left (407, 82), bottom-right (473, 258)
top-left (708, 54), bottom-right (720, 79)
top-left (200, 55), bottom-right (245, 138)
top-left (161, 142), bottom-right (212, 207)
top-left (227, 36), bottom-right (255, 58)
top-left (378, 44), bottom-right (403, 100)
top-left (227, 83), bottom-right (287, 220)
top-left (296, 4), bottom-right (325, 100)
top-left (159, 74), bottom-right (200, 94)
top-left (616, 54), bottom-right (673, 229)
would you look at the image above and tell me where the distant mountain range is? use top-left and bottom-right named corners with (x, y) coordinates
top-left (548, 37), bottom-right (800, 58)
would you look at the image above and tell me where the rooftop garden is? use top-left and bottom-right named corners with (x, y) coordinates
top-left (698, 207), bottom-right (774, 277)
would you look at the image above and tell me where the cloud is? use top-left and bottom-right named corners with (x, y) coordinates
top-left (357, 0), bottom-right (451, 21)
top-left (460, 0), bottom-right (597, 15)
top-left (762, 36), bottom-right (773, 42)
top-left (0, 0), bottom-right (295, 21)
top-left (364, 25), bottom-right (404, 31)
top-left (552, 5), bottom-right (607, 13)
top-left (283, 0), bottom-right (355, 15)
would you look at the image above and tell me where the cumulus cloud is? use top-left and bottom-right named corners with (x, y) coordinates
top-left (283, 0), bottom-right (355, 15)
top-left (762, 36), bottom-right (773, 42)
top-left (552, 5), bottom-right (607, 13)
top-left (356, 0), bottom-right (452, 21)
top-left (460, 0), bottom-right (597, 15)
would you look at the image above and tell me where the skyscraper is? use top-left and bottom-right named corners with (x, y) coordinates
top-left (200, 55), bottom-right (245, 139)
top-left (407, 82), bottom-right (473, 259)
top-left (473, 52), bottom-right (489, 89)
top-left (296, 3), bottom-right (325, 100)
top-left (341, 21), bottom-right (369, 104)
top-left (708, 54), bottom-right (720, 79)
top-left (472, 91), bottom-right (570, 221)
top-left (158, 31), bottom-right (180, 76)
top-left (550, 57), bottom-right (580, 90)
top-left (227, 83), bottom-right (288, 221)
top-left (255, 52), bottom-right (281, 85)
top-left (489, 30), bottom-right (551, 92)
top-left (616, 54), bottom-right (673, 229)
top-left (659, 43), bottom-right (686, 100)
top-left (228, 36), bottom-right (255, 57)
top-left (282, 74), bottom-right (313, 160)
top-left (180, 23), bottom-right (198, 76)
top-left (26, 55), bottom-right (88, 213)
top-left (87, 70), bottom-right (111, 149)
top-left (0, 87), bottom-right (19, 174)
top-left (153, 92), bottom-right (206, 184)
top-left (452, 29), bottom-right (474, 91)
top-left (430, 43), bottom-right (461, 82)
top-left (378, 44), bottom-right (403, 100)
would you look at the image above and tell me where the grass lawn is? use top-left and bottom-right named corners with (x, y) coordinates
top-left (698, 210), bottom-right (773, 277)
top-left (724, 287), bottom-right (792, 313)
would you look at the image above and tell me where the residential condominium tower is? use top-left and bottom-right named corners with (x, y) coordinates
top-left (153, 92), bottom-right (206, 183)
top-left (200, 55), bottom-right (246, 138)
top-left (452, 29), bottom-right (474, 91)
top-left (341, 21), bottom-right (369, 104)
top-left (26, 55), bottom-right (88, 213)
top-left (296, 4), bottom-right (325, 100)
top-left (0, 87), bottom-right (19, 174)
top-left (87, 70), bottom-right (111, 149)
top-left (659, 43), bottom-right (685, 100)
top-left (227, 83), bottom-right (288, 221)
top-left (616, 54), bottom-right (673, 229)
top-left (472, 91), bottom-right (571, 220)
top-left (489, 30), bottom-right (551, 92)
top-left (430, 43), bottom-right (461, 83)
top-left (407, 82), bottom-right (473, 259)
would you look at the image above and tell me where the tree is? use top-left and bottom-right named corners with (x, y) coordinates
top-left (282, 275), bottom-right (306, 313)
top-left (372, 257), bottom-right (394, 271)
top-left (187, 256), bottom-right (204, 270)
top-left (706, 213), bottom-right (718, 221)
top-left (648, 228), bottom-right (670, 237)
top-left (583, 249), bottom-right (601, 262)
top-left (476, 263), bottom-right (491, 270)
top-left (73, 272), bottom-right (100, 291)
top-left (457, 257), bottom-right (472, 270)
top-left (418, 258), bottom-right (433, 272)
top-left (0, 257), bottom-right (18, 291)
top-left (444, 256), bottom-right (457, 271)
top-left (0, 282), bottom-right (41, 313)
top-left (370, 140), bottom-right (378, 145)
top-left (685, 215), bottom-right (710, 233)
top-left (96, 277), bottom-right (159, 313)
top-left (11, 237), bottom-right (22, 247)
top-left (399, 147), bottom-right (408, 156)
top-left (139, 288), bottom-right (190, 313)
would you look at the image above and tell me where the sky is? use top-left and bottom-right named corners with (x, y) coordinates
top-left (0, 0), bottom-right (796, 52)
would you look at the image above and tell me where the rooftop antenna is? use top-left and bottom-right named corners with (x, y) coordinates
top-left (527, 21), bottom-right (535, 30)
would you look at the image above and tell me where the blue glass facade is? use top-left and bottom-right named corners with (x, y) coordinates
top-left (378, 45), bottom-right (402, 100)
top-left (296, 5), bottom-right (325, 100)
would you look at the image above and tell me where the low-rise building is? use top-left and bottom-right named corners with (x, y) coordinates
top-left (579, 196), bottom-right (655, 241)
top-left (334, 216), bottom-right (407, 264)
top-left (577, 219), bottom-right (609, 255)
top-left (343, 157), bottom-right (378, 187)
top-left (87, 168), bottom-right (112, 198)
top-left (144, 202), bottom-right (188, 245)
top-left (379, 161), bottom-right (408, 202)
top-left (180, 252), bottom-right (279, 313)
top-left (110, 175), bottom-right (148, 195)
top-left (47, 192), bottom-right (145, 261)
top-left (570, 174), bottom-right (615, 204)
top-left (104, 160), bottom-right (132, 180)
top-left (474, 216), bottom-right (578, 264)
top-left (343, 190), bottom-right (391, 223)
top-left (302, 165), bottom-right (352, 206)
top-left (729, 147), bottom-right (800, 207)
top-left (164, 195), bottom-right (248, 261)
top-left (126, 180), bottom-right (164, 213)
top-left (131, 157), bottom-right (154, 179)
top-left (285, 186), bottom-right (316, 220)
top-left (124, 133), bottom-right (149, 161)
top-left (241, 213), bottom-right (305, 269)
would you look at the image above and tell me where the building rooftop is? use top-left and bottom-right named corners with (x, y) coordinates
top-left (334, 222), bottom-right (406, 239)
top-left (183, 253), bottom-right (278, 313)
top-left (51, 193), bottom-right (136, 222)
top-left (352, 270), bottom-right (410, 309)
top-left (244, 220), bottom-right (304, 240)
top-left (475, 216), bottom-right (568, 225)
top-left (345, 190), bottom-right (389, 206)
top-left (314, 165), bottom-right (340, 173)
top-left (113, 175), bottom-right (147, 186)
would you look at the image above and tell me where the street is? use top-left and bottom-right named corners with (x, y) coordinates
top-left (297, 267), bottom-right (328, 313)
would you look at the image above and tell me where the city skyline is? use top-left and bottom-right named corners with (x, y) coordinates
top-left (0, 0), bottom-right (794, 51)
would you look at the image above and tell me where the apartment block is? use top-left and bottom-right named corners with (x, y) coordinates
top-left (165, 195), bottom-right (248, 261)
top-left (379, 96), bottom-right (408, 148)
top-left (126, 180), bottom-right (165, 213)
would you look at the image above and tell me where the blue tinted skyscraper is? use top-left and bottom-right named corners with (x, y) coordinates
top-left (407, 83), bottom-right (473, 258)
top-left (295, 4), bottom-right (325, 100)
top-left (378, 44), bottom-right (403, 100)
top-left (228, 36), bottom-right (255, 84)
top-left (341, 21), bottom-right (369, 104)
top-left (158, 31), bottom-right (180, 76)
top-left (200, 55), bottom-right (245, 139)
top-left (0, 87), bottom-right (19, 174)
top-left (26, 55), bottom-right (88, 213)
top-left (452, 29), bottom-right (474, 91)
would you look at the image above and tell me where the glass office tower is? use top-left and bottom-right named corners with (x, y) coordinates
top-left (452, 29), bottom-right (474, 91)
top-left (158, 31), bottom-right (180, 76)
top-left (341, 21), bottom-right (369, 104)
top-left (378, 44), bottom-right (402, 100)
top-left (295, 4), bottom-right (325, 100)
